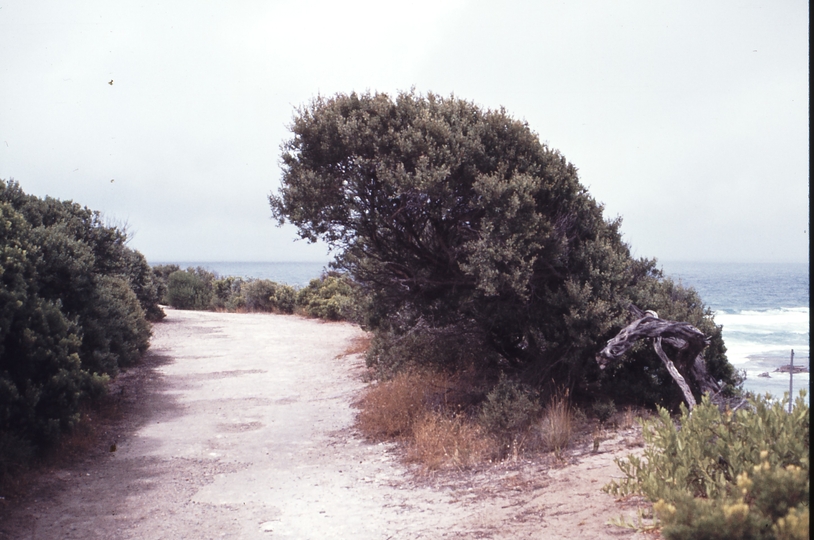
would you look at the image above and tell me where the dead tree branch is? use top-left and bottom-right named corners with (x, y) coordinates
top-left (596, 305), bottom-right (722, 410)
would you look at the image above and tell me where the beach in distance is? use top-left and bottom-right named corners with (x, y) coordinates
top-left (154, 260), bottom-right (810, 403)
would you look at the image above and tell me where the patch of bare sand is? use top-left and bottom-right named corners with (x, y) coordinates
top-left (0, 309), bottom-right (653, 539)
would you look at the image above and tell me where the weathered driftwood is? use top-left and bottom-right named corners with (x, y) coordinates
top-left (596, 305), bottom-right (722, 410)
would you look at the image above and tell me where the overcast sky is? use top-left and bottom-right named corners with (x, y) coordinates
top-left (0, 1), bottom-right (808, 264)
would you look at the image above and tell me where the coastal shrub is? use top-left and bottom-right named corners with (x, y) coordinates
top-left (166, 269), bottom-right (213, 310)
top-left (121, 249), bottom-right (165, 321)
top-left (151, 264), bottom-right (180, 304)
top-left (0, 180), bottom-right (155, 468)
top-left (605, 392), bottom-right (809, 539)
top-left (242, 279), bottom-right (278, 312)
top-left (591, 399), bottom-right (617, 425)
top-left (77, 275), bottom-right (151, 375)
top-left (478, 375), bottom-right (540, 445)
top-left (296, 273), bottom-right (355, 320)
top-left (153, 269), bottom-right (303, 315)
top-left (269, 90), bottom-right (738, 407)
top-left (211, 276), bottom-right (245, 310)
top-left (0, 202), bottom-right (88, 446)
top-left (271, 284), bottom-right (297, 314)
top-left (211, 278), bottom-right (297, 314)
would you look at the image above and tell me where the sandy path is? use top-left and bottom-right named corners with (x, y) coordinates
top-left (0, 310), bottom-right (649, 539)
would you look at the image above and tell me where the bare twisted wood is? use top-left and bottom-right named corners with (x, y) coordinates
top-left (596, 306), bottom-right (721, 410)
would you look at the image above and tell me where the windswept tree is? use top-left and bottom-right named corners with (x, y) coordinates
top-left (270, 91), bottom-right (737, 406)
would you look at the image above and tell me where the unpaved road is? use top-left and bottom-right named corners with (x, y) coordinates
top-left (0, 310), bottom-right (649, 539)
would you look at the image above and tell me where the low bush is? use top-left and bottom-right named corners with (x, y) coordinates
top-left (78, 275), bottom-right (151, 375)
top-left (590, 399), bottom-right (617, 425)
top-left (271, 284), bottom-right (297, 314)
top-left (121, 250), bottom-right (165, 322)
top-left (211, 276), bottom-right (245, 311)
top-left (478, 375), bottom-right (541, 448)
top-left (296, 273), bottom-right (355, 321)
top-left (241, 279), bottom-right (278, 312)
top-left (605, 392), bottom-right (809, 540)
top-left (166, 269), bottom-right (213, 310)
top-left (151, 264), bottom-right (180, 304)
top-left (243, 280), bottom-right (297, 314)
top-left (159, 270), bottom-right (313, 316)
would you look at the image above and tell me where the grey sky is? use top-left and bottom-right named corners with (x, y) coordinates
top-left (0, 1), bottom-right (808, 264)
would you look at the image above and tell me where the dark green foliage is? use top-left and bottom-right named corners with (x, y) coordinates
top-left (166, 269), bottom-right (213, 310)
top-left (590, 399), bottom-right (617, 424)
top-left (271, 284), bottom-right (297, 314)
top-left (0, 432), bottom-right (34, 478)
top-left (151, 264), bottom-right (181, 304)
top-left (0, 179), bottom-right (156, 469)
top-left (78, 275), bottom-right (151, 375)
top-left (269, 91), bottom-right (737, 406)
top-left (296, 273), bottom-right (356, 320)
top-left (122, 250), bottom-right (165, 321)
top-left (606, 393), bottom-right (809, 540)
top-left (211, 275), bottom-right (246, 311)
top-left (478, 375), bottom-right (541, 440)
top-left (242, 279), bottom-right (279, 312)
top-left (366, 321), bottom-right (496, 380)
top-left (0, 202), bottom-right (88, 444)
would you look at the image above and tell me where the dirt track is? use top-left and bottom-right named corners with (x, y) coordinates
top-left (0, 310), bottom-right (649, 539)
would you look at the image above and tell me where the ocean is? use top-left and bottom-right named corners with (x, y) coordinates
top-left (155, 260), bottom-right (809, 403)
top-left (659, 261), bottom-right (809, 404)
top-left (152, 261), bottom-right (331, 288)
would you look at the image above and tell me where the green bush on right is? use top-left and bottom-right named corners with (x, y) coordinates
top-left (606, 391), bottom-right (809, 540)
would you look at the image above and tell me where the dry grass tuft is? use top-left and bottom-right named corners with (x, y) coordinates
top-left (539, 392), bottom-right (574, 455)
top-left (355, 370), bottom-right (435, 439)
top-left (619, 406), bottom-right (637, 430)
top-left (356, 369), bottom-right (498, 470)
top-left (342, 334), bottom-right (372, 357)
top-left (408, 412), bottom-right (497, 470)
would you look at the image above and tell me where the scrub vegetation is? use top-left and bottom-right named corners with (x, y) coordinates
top-left (0, 180), bottom-right (162, 477)
top-left (267, 92), bottom-right (809, 535)
top-left (153, 265), bottom-right (357, 321)
top-left (606, 392), bottom-right (809, 540)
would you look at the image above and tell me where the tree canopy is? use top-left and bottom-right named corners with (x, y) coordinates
top-left (270, 91), bottom-right (737, 406)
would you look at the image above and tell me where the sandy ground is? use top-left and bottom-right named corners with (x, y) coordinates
top-left (0, 309), bottom-right (652, 539)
